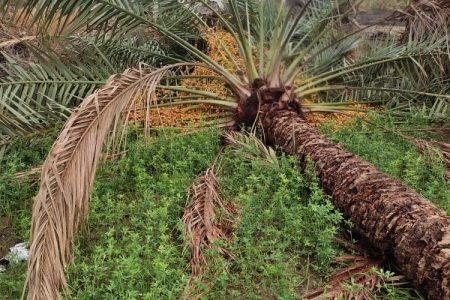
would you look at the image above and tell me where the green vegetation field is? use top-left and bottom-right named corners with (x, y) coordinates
top-left (1, 116), bottom-right (447, 299)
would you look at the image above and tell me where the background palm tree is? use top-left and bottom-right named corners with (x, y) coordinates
top-left (0, 0), bottom-right (449, 299)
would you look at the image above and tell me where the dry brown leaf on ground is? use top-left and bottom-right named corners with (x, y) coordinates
top-left (303, 241), bottom-right (406, 300)
top-left (182, 167), bottom-right (236, 299)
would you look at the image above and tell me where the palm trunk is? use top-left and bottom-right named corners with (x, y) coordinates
top-left (261, 105), bottom-right (450, 299)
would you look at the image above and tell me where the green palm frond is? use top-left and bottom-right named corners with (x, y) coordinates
top-left (303, 33), bottom-right (450, 119)
top-left (1, 0), bottom-right (199, 39)
top-left (66, 36), bottom-right (182, 70)
top-left (2, 0), bottom-right (449, 118)
top-left (0, 53), bottom-right (109, 149)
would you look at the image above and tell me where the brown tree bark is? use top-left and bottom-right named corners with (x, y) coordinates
top-left (260, 104), bottom-right (450, 299)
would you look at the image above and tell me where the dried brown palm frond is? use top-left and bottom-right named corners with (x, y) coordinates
top-left (224, 131), bottom-right (279, 168)
top-left (0, 36), bottom-right (35, 48)
top-left (15, 166), bottom-right (41, 183)
top-left (303, 254), bottom-right (405, 300)
top-left (183, 168), bottom-right (235, 271)
top-left (303, 235), bottom-right (408, 300)
top-left (25, 62), bottom-right (197, 300)
top-left (398, 0), bottom-right (450, 41)
top-left (182, 167), bottom-right (235, 298)
top-left (182, 132), bottom-right (283, 297)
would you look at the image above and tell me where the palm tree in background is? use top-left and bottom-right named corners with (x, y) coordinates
top-left (0, 0), bottom-right (449, 299)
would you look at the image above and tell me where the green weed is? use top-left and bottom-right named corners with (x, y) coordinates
top-left (0, 128), bottom-right (59, 239)
top-left (197, 146), bottom-right (343, 299)
top-left (1, 129), bottom-right (221, 299)
top-left (64, 130), bottom-right (221, 299)
top-left (0, 116), bottom-right (447, 299)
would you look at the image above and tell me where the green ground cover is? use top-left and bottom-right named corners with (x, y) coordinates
top-left (1, 116), bottom-right (446, 299)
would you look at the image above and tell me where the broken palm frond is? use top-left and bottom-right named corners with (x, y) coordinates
top-left (182, 167), bottom-right (235, 298)
top-left (413, 138), bottom-right (450, 180)
top-left (25, 63), bottom-right (203, 300)
top-left (15, 166), bottom-right (41, 183)
top-left (303, 254), bottom-right (405, 300)
top-left (303, 237), bottom-right (407, 300)
top-left (224, 131), bottom-right (279, 168)
top-left (0, 35), bottom-right (35, 48)
top-left (303, 102), bottom-right (375, 128)
top-left (398, 0), bottom-right (450, 42)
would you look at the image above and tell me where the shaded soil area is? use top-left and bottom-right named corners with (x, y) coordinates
top-left (351, 9), bottom-right (402, 25)
top-left (0, 216), bottom-right (19, 258)
top-left (346, 9), bottom-right (406, 38)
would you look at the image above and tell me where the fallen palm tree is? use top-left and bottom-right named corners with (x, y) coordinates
top-left (3, 1), bottom-right (449, 299)
top-left (261, 106), bottom-right (450, 299)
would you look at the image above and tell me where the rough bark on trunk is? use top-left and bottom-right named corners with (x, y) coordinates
top-left (261, 105), bottom-right (450, 299)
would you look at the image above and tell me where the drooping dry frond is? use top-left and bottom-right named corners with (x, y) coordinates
top-left (25, 63), bottom-right (196, 300)
top-left (182, 167), bottom-right (234, 297)
top-left (224, 131), bottom-right (279, 167)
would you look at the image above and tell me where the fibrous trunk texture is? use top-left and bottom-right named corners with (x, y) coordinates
top-left (261, 105), bottom-right (450, 299)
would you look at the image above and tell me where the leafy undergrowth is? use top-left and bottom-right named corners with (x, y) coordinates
top-left (0, 116), bottom-right (447, 299)
top-left (0, 129), bottom-right (59, 297)
top-left (190, 141), bottom-right (343, 299)
top-left (64, 130), bottom-right (221, 299)
top-left (0, 128), bottom-right (60, 245)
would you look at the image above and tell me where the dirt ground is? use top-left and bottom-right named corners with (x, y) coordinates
top-left (0, 216), bottom-right (19, 258)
